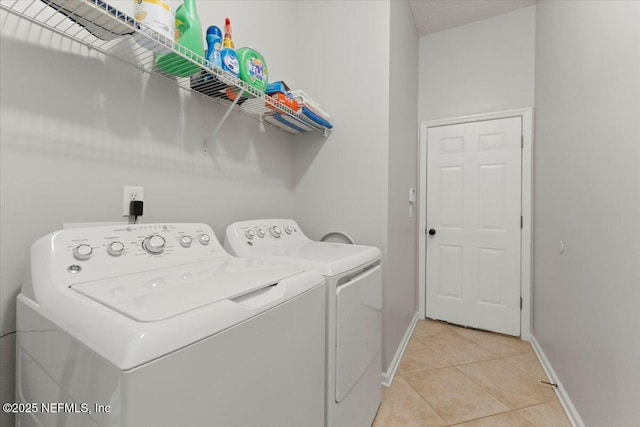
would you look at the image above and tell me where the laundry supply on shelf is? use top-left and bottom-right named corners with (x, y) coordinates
top-left (263, 113), bottom-right (317, 134)
top-left (288, 89), bottom-right (331, 120)
top-left (220, 17), bottom-right (240, 77)
top-left (205, 25), bottom-right (223, 69)
top-left (133, 0), bottom-right (176, 53)
top-left (237, 47), bottom-right (268, 94)
top-left (155, 0), bottom-right (204, 77)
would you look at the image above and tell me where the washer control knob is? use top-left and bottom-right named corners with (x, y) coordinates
top-left (244, 230), bottom-right (256, 239)
top-left (143, 235), bottom-right (166, 254)
top-left (107, 241), bottom-right (125, 257)
top-left (269, 226), bottom-right (282, 238)
top-left (180, 235), bottom-right (193, 248)
top-left (284, 225), bottom-right (294, 235)
top-left (198, 234), bottom-right (211, 245)
top-left (73, 244), bottom-right (93, 261)
top-left (256, 227), bottom-right (266, 238)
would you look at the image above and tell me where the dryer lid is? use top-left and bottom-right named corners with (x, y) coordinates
top-left (70, 257), bottom-right (302, 322)
top-left (251, 242), bottom-right (381, 277)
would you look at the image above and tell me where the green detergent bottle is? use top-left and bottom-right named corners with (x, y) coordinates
top-left (155, 0), bottom-right (204, 77)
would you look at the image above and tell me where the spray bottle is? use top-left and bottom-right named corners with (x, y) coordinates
top-left (220, 17), bottom-right (239, 78)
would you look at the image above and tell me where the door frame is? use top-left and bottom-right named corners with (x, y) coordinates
top-left (417, 108), bottom-right (533, 340)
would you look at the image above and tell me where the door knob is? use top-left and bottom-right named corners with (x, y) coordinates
top-left (428, 228), bottom-right (436, 236)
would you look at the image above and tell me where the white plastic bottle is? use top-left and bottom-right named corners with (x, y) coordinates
top-left (133, 0), bottom-right (176, 53)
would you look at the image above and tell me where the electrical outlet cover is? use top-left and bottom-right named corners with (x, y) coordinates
top-left (122, 186), bottom-right (144, 216)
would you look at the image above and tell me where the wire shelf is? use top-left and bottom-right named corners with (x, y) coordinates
top-left (0, 0), bottom-right (332, 141)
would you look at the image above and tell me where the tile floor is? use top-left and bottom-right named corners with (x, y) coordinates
top-left (373, 319), bottom-right (572, 427)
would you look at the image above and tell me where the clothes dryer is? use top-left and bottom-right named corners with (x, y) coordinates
top-left (16, 223), bottom-right (326, 427)
top-left (225, 219), bottom-right (382, 427)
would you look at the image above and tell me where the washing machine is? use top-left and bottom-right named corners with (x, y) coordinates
top-left (224, 219), bottom-right (382, 427)
top-left (16, 223), bottom-right (326, 427)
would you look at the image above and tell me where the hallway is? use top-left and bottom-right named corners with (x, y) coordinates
top-left (374, 319), bottom-right (572, 426)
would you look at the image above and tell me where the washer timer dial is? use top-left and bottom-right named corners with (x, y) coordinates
top-left (143, 235), bottom-right (166, 254)
top-left (269, 226), bottom-right (282, 238)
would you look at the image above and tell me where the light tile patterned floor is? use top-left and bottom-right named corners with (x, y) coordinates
top-left (373, 319), bottom-right (572, 427)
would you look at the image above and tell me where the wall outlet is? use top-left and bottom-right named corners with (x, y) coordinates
top-left (122, 186), bottom-right (144, 216)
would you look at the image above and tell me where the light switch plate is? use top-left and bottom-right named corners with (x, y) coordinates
top-left (409, 187), bottom-right (416, 203)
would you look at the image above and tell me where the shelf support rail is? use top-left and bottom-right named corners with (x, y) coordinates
top-left (204, 90), bottom-right (244, 152)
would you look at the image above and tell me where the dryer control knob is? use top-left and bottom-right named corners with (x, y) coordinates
top-left (245, 230), bottom-right (256, 239)
top-left (269, 226), bottom-right (282, 238)
top-left (198, 234), bottom-right (211, 245)
top-left (180, 235), bottom-right (193, 248)
top-left (107, 241), bottom-right (125, 257)
top-left (143, 235), bottom-right (166, 254)
top-left (284, 225), bottom-right (293, 234)
top-left (73, 244), bottom-right (93, 261)
top-left (256, 227), bottom-right (266, 238)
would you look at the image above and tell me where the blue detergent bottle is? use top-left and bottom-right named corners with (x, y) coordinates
top-left (205, 25), bottom-right (222, 70)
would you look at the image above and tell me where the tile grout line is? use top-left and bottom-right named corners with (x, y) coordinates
top-left (452, 364), bottom-right (515, 414)
top-left (397, 370), bottom-right (450, 426)
top-left (417, 333), bottom-right (503, 366)
top-left (448, 410), bottom-right (535, 427)
top-left (394, 323), bottom-right (560, 426)
top-left (405, 332), bottom-right (511, 426)
top-left (453, 360), bottom-right (559, 413)
top-left (497, 353), bottom-right (558, 387)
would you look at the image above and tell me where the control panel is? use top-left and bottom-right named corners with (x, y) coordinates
top-left (224, 219), bottom-right (311, 255)
top-left (39, 223), bottom-right (227, 286)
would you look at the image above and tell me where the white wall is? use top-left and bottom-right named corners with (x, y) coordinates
top-left (385, 0), bottom-right (419, 369)
top-left (533, 1), bottom-right (640, 425)
top-left (0, 2), bottom-right (299, 423)
top-left (418, 6), bottom-right (535, 122)
top-left (292, 0), bottom-right (420, 374)
top-left (292, 0), bottom-right (390, 251)
top-left (0, 1), bottom-right (421, 419)
top-left (292, 1), bottom-right (421, 374)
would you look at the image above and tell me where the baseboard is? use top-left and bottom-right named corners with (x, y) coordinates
top-left (530, 335), bottom-right (586, 427)
top-left (381, 312), bottom-right (419, 388)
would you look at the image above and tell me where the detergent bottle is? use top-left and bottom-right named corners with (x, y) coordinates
top-left (155, 0), bottom-right (204, 77)
top-left (205, 25), bottom-right (223, 69)
top-left (220, 17), bottom-right (239, 78)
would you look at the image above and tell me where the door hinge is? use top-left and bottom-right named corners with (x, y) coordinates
top-left (520, 297), bottom-right (523, 310)
top-left (520, 216), bottom-right (523, 229)
top-left (521, 135), bottom-right (524, 148)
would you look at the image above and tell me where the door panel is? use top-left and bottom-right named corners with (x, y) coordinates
top-left (426, 117), bottom-right (522, 336)
top-left (440, 166), bottom-right (464, 228)
top-left (438, 245), bottom-right (463, 300)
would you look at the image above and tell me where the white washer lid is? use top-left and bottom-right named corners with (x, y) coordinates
top-left (71, 257), bottom-right (302, 322)
top-left (249, 242), bottom-right (381, 277)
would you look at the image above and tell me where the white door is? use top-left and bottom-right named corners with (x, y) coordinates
top-left (426, 117), bottom-right (522, 336)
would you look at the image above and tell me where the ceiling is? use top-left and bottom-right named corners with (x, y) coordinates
top-left (409, 0), bottom-right (536, 37)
